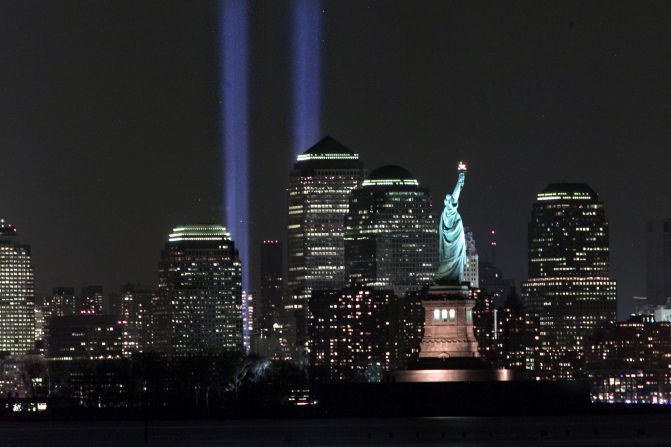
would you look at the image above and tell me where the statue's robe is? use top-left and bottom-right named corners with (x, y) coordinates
top-left (435, 196), bottom-right (466, 285)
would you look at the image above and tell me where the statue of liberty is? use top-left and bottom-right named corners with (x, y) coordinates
top-left (435, 162), bottom-right (467, 285)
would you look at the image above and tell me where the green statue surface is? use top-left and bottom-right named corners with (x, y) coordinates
top-left (435, 163), bottom-right (467, 285)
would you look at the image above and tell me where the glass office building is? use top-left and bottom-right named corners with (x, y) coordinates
top-left (155, 224), bottom-right (242, 356)
top-left (0, 219), bottom-right (35, 355)
top-left (522, 184), bottom-right (617, 379)
top-left (344, 165), bottom-right (436, 296)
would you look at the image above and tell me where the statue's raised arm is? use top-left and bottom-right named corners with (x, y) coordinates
top-left (435, 162), bottom-right (468, 286)
top-left (450, 169), bottom-right (466, 204)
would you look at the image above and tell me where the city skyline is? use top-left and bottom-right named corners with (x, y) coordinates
top-left (0, 138), bottom-right (662, 319)
top-left (3, 3), bottom-right (671, 435)
top-left (1, 1), bottom-right (670, 321)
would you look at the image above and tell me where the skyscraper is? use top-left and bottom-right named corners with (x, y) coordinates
top-left (0, 219), bottom-right (35, 355)
top-left (344, 165), bottom-right (436, 296)
top-left (522, 184), bottom-right (617, 379)
top-left (253, 240), bottom-right (291, 359)
top-left (258, 240), bottom-right (283, 331)
top-left (287, 136), bottom-right (364, 308)
top-left (646, 219), bottom-right (671, 307)
top-left (154, 224), bottom-right (242, 357)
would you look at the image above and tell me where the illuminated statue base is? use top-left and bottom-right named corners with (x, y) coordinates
top-left (419, 284), bottom-right (479, 359)
top-left (394, 284), bottom-right (513, 383)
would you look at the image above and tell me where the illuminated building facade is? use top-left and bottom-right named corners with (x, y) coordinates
top-left (45, 287), bottom-right (76, 318)
top-left (307, 287), bottom-right (398, 382)
top-left (242, 290), bottom-right (253, 353)
top-left (155, 224), bottom-right (242, 357)
top-left (0, 219), bottom-right (36, 355)
top-left (0, 354), bottom-right (34, 398)
top-left (522, 184), bottom-right (617, 379)
top-left (34, 299), bottom-right (45, 351)
top-left (397, 291), bottom-right (425, 367)
top-left (646, 219), bottom-right (671, 307)
top-left (287, 136), bottom-right (364, 308)
top-left (472, 291), bottom-right (496, 362)
top-left (464, 230), bottom-right (479, 288)
top-left (77, 285), bottom-right (103, 315)
top-left (47, 315), bottom-right (122, 360)
top-left (344, 165), bottom-right (436, 297)
top-left (585, 315), bottom-right (671, 404)
top-left (119, 284), bottom-right (156, 357)
top-left (654, 302), bottom-right (671, 323)
top-left (494, 292), bottom-right (538, 373)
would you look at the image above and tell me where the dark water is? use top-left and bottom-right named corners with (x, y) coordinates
top-left (2, 414), bottom-right (669, 446)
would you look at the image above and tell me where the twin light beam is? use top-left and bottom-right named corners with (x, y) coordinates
top-left (220, 0), bottom-right (323, 291)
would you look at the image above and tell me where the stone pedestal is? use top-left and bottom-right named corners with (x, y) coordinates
top-left (393, 283), bottom-right (513, 382)
top-left (419, 284), bottom-right (479, 359)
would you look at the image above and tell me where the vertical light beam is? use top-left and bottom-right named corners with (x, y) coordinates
top-left (292, 0), bottom-right (323, 154)
top-left (220, 0), bottom-right (250, 292)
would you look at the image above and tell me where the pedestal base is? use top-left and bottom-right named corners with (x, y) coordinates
top-left (419, 284), bottom-right (479, 359)
top-left (394, 284), bottom-right (512, 382)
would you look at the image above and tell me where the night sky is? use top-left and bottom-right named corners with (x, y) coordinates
top-left (1, 1), bottom-right (670, 318)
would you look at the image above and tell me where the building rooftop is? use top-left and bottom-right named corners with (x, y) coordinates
top-left (297, 136), bottom-right (359, 161)
top-left (362, 165), bottom-right (419, 187)
top-left (537, 183), bottom-right (599, 202)
top-left (168, 224), bottom-right (231, 243)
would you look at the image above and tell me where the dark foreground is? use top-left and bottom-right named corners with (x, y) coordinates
top-left (2, 414), bottom-right (670, 446)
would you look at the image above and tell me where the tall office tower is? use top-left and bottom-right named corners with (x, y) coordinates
top-left (254, 240), bottom-right (290, 359)
top-left (0, 219), bottom-right (35, 355)
top-left (78, 285), bottom-right (103, 315)
top-left (119, 284), bottom-right (155, 357)
top-left (464, 230), bottom-right (479, 288)
top-left (45, 287), bottom-right (76, 318)
top-left (308, 287), bottom-right (398, 383)
top-left (287, 136), bottom-right (364, 308)
top-left (646, 219), bottom-right (671, 307)
top-left (154, 224), bottom-right (242, 357)
top-left (522, 184), bottom-right (617, 379)
top-left (344, 165), bottom-right (436, 297)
